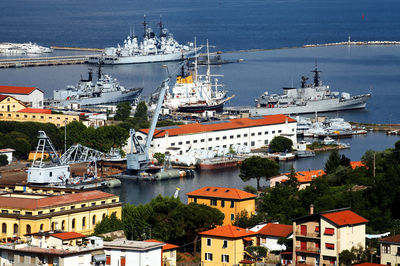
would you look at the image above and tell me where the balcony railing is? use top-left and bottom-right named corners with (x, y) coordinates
top-left (295, 246), bottom-right (320, 254)
top-left (295, 231), bottom-right (320, 238)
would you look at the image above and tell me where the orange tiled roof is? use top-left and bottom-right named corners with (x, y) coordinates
top-left (18, 108), bottom-right (51, 114)
top-left (0, 95), bottom-right (9, 102)
top-left (199, 225), bottom-right (256, 238)
top-left (0, 190), bottom-right (116, 210)
top-left (283, 170), bottom-right (325, 183)
top-left (50, 232), bottom-right (86, 240)
top-left (321, 210), bottom-right (368, 226)
top-left (186, 186), bottom-right (256, 200)
top-left (350, 161), bottom-right (366, 169)
top-left (258, 223), bottom-right (293, 237)
top-left (139, 114), bottom-right (296, 138)
top-left (0, 86), bottom-right (42, 95)
top-left (144, 239), bottom-right (179, 251)
top-left (379, 234), bottom-right (400, 244)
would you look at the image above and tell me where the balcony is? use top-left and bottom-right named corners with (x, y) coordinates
top-left (295, 231), bottom-right (320, 239)
top-left (295, 246), bottom-right (320, 254)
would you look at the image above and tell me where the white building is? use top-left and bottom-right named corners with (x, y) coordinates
top-left (0, 85), bottom-right (44, 108)
top-left (103, 239), bottom-right (163, 266)
top-left (0, 149), bottom-right (14, 164)
top-left (131, 114), bottom-right (297, 157)
top-left (252, 223), bottom-right (293, 251)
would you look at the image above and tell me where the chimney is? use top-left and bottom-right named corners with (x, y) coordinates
top-left (310, 204), bottom-right (314, 215)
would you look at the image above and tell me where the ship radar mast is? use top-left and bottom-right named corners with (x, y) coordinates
top-left (158, 15), bottom-right (167, 38)
top-left (311, 62), bottom-right (322, 87)
top-left (142, 14), bottom-right (148, 38)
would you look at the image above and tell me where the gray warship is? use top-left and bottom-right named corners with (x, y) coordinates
top-left (49, 64), bottom-right (143, 108)
top-left (226, 66), bottom-right (371, 116)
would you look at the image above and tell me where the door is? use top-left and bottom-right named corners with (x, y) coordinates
top-left (301, 225), bottom-right (307, 235)
top-left (301, 241), bottom-right (307, 250)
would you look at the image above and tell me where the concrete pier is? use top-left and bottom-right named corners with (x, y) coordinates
top-left (0, 55), bottom-right (93, 68)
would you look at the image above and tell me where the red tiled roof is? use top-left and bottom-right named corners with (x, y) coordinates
top-left (18, 108), bottom-right (51, 114)
top-left (350, 161), bottom-right (366, 169)
top-left (0, 86), bottom-right (42, 95)
top-left (144, 239), bottom-right (179, 251)
top-left (0, 190), bottom-right (116, 210)
top-left (379, 234), bottom-right (400, 243)
top-left (139, 114), bottom-right (296, 138)
top-left (0, 95), bottom-right (9, 101)
top-left (50, 232), bottom-right (86, 240)
top-left (258, 223), bottom-right (293, 237)
top-left (199, 225), bottom-right (256, 239)
top-left (321, 210), bottom-right (368, 226)
top-left (186, 187), bottom-right (256, 200)
top-left (283, 170), bottom-right (325, 183)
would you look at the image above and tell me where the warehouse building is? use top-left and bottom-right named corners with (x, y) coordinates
top-left (0, 86), bottom-right (44, 108)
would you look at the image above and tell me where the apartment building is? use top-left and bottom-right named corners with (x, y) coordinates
top-left (186, 186), bottom-right (256, 225)
top-left (379, 234), bottom-right (400, 265)
top-left (292, 207), bottom-right (368, 266)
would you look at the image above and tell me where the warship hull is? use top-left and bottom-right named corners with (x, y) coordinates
top-left (227, 94), bottom-right (370, 116)
top-left (88, 49), bottom-right (200, 65)
top-left (50, 88), bottom-right (143, 107)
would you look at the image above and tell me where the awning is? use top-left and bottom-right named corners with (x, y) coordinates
top-left (324, 228), bottom-right (334, 235)
top-left (93, 254), bottom-right (106, 262)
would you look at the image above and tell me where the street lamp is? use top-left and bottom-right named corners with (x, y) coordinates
top-left (64, 119), bottom-right (68, 153)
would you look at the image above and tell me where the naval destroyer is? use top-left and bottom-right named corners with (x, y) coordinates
top-left (48, 64), bottom-right (143, 109)
top-left (226, 66), bottom-right (371, 116)
top-left (88, 16), bottom-right (201, 65)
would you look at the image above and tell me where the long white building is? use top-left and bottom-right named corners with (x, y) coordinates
top-left (0, 85), bottom-right (44, 108)
top-left (135, 114), bottom-right (297, 157)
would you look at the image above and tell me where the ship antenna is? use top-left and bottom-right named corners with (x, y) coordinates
top-left (143, 14), bottom-right (147, 38)
top-left (159, 14), bottom-right (163, 38)
top-left (194, 37), bottom-right (198, 83)
top-left (206, 39), bottom-right (211, 87)
top-left (97, 60), bottom-right (103, 79)
top-left (311, 60), bottom-right (321, 87)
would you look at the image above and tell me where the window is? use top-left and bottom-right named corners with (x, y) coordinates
top-left (13, 211), bottom-right (20, 214)
top-left (264, 140), bottom-right (268, 144)
top-left (382, 244), bottom-right (390, 254)
top-left (1, 210), bottom-right (8, 214)
top-left (72, 218), bottom-right (76, 229)
top-left (92, 215), bottom-right (96, 225)
top-left (26, 224), bottom-right (31, 234)
top-left (265, 131), bottom-right (268, 135)
top-left (178, 141), bottom-right (182, 145)
top-left (216, 137), bottom-right (220, 140)
top-left (13, 223), bottom-right (18, 234)
top-left (24, 115), bottom-right (27, 118)
top-left (231, 214), bottom-right (235, 220)
top-left (201, 139), bottom-right (205, 142)
top-left (210, 199), bottom-right (217, 206)
top-left (2, 223), bottom-right (6, 233)
top-left (171, 142), bottom-right (175, 146)
top-left (272, 130), bottom-right (275, 134)
top-left (207, 238), bottom-right (212, 246)
top-left (193, 197), bottom-right (197, 203)
top-left (251, 141), bottom-right (255, 146)
top-left (62, 220), bottom-right (65, 231)
top-left (258, 132), bottom-right (262, 135)
top-left (397, 247), bottom-right (400, 256)
top-left (40, 224), bottom-right (43, 231)
top-left (81, 204), bottom-right (86, 208)
top-left (208, 138), bottom-right (212, 141)
top-left (237, 134), bottom-right (241, 138)
top-left (40, 116), bottom-right (44, 119)
top-left (222, 240), bottom-right (228, 249)
top-left (91, 202), bottom-right (96, 206)
top-left (25, 212), bottom-right (32, 216)
top-left (205, 253), bottom-right (213, 261)
top-left (70, 206), bottom-right (75, 209)
top-left (51, 222), bottom-right (55, 231)
top-left (82, 217), bottom-right (86, 228)
top-left (244, 142), bottom-right (248, 145)
top-left (186, 141), bottom-right (190, 144)
top-left (222, 136), bottom-right (227, 140)
top-left (193, 140), bottom-right (198, 143)
top-left (101, 201), bottom-right (106, 204)
top-left (221, 254), bottom-right (229, 262)
top-left (278, 130), bottom-right (282, 133)
top-left (60, 207), bottom-right (65, 211)
top-left (50, 209), bottom-right (55, 213)
top-left (112, 199), bottom-right (116, 203)
top-left (244, 133), bottom-right (248, 137)
top-left (315, 226), bottom-right (319, 232)
top-left (106, 255), bottom-right (111, 265)
top-left (230, 201), bottom-right (234, 208)
top-left (251, 133), bottom-right (255, 136)
top-left (324, 228), bottom-right (335, 235)
top-left (223, 145), bottom-right (227, 148)
top-left (230, 135), bottom-right (234, 139)
top-left (120, 256), bottom-right (126, 266)
top-left (326, 243), bottom-right (335, 250)
top-left (221, 200), bottom-right (225, 207)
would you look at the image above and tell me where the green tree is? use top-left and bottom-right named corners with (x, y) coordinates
top-left (122, 203), bottom-right (152, 240)
top-left (115, 102), bottom-right (132, 121)
top-left (239, 156), bottom-right (280, 191)
top-left (93, 213), bottom-right (124, 235)
top-left (0, 155), bottom-right (8, 166)
top-left (233, 210), bottom-right (263, 229)
top-left (325, 150), bottom-right (341, 174)
top-left (245, 246), bottom-right (268, 260)
top-left (339, 249), bottom-right (356, 266)
top-left (269, 136), bottom-right (293, 153)
top-left (153, 152), bottom-right (165, 165)
top-left (340, 154), bottom-right (351, 167)
top-left (134, 101), bottom-right (148, 122)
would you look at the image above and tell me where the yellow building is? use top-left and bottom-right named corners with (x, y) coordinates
top-left (0, 95), bottom-right (25, 112)
top-left (186, 187), bottom-right (256, 225)
top-left (0, 94), bottom-right (79, 127)
top-left (0, 189), bottom-right (122, 241)
top-left (199, 224), bottom-right (257, 266)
